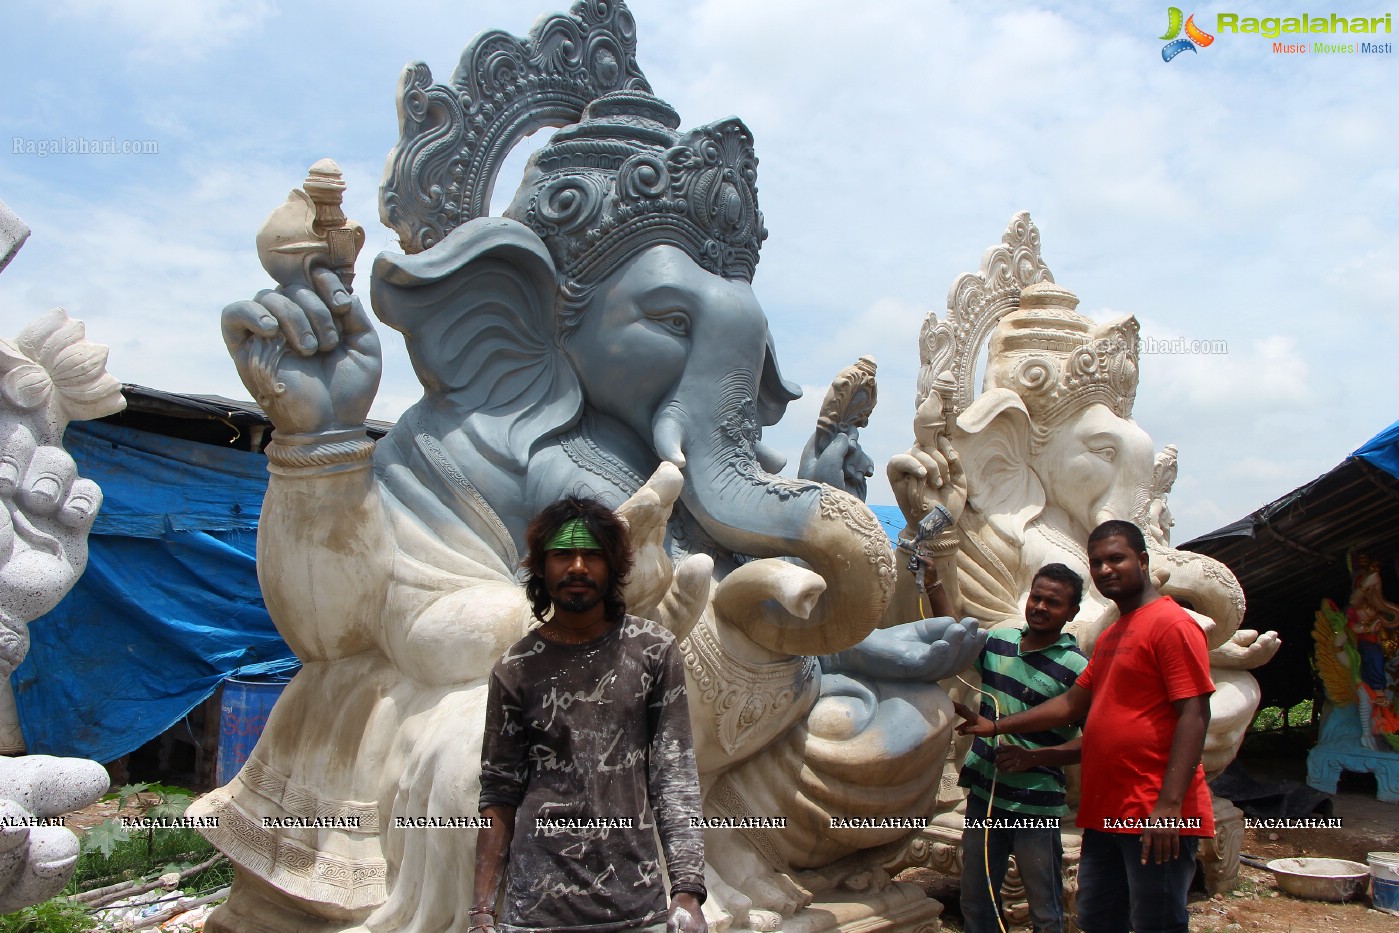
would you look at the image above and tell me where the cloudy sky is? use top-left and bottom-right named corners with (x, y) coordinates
top-left (1, 0), bottom-right (1395, 543)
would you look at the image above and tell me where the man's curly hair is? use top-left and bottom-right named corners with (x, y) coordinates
top-left (523, 496), bottom-right (633, 623)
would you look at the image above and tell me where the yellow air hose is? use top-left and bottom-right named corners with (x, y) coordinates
top-left (922, 593), bottom-right (1009, 933)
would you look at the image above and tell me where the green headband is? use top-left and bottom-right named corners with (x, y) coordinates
top-left (546, 518), bottom-right (600, 551)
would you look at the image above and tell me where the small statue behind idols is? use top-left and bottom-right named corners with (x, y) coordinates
top-left (1314, 551), bottom-right (1399, 751)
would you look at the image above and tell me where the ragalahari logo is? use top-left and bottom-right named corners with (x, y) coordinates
top-left (1160, 7), bottom-right (1216, 60)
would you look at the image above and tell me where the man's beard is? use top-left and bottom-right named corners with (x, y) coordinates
top-left (552, 578), bottom-right (603, 615)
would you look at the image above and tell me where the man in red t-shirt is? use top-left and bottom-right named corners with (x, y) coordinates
top-left (956, 520), bottom-right (1213, 933)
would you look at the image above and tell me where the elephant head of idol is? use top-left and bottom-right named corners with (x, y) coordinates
top-left (373, 2), bottom-right (893, 656)
top-left (952, 284), bottom-right (1246, 654)
top-left (920, 216), bottom-right (1245, 648)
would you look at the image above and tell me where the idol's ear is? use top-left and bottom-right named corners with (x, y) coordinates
top-left (372, 217), bottom-right (581, 470)
top-left (954, 387), bottom-right (1046, 541)
top-left (756, 330), bottom-right (802, 427)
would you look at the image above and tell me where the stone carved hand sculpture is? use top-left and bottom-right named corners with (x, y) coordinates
top-left (835, 381), bottom-right (981, 685)
top-left (220, 160), bottom-right (380, 441)
top-left (887, 383), bottom-right (968, 533)
top-left (792, 358), bottom-right (981, 683)
top-left (0, 423), bottom-right (103, 658)
top-left (0, 306), bottom-right (123, 911)
top-left (820, 616), bottom-right (982, 683)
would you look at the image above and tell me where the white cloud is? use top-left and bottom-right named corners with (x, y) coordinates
top-left (1143, 333), bottom-right (1315, 411)
top-left (49, 0), bottom-right (273, 60)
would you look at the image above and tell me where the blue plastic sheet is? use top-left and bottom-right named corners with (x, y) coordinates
top-left (58, 419), bottom-right (267, 537)
top-left (12, 421), bottom-right (296, 763)
top-left (1353, 418), bottom-right (1399, 481)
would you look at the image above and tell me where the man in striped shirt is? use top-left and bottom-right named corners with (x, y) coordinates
top-left (951, 563), bottom-right (1087, 933)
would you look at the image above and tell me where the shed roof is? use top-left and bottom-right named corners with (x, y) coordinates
top-left (1180, 421), bottom-right (1399, 709)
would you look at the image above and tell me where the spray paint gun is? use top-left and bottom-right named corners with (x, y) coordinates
top-left (898, 503), bottom-right (955, 592)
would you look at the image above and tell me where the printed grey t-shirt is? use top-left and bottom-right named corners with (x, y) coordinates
top-left (479, 614), bottom-right (706, 933)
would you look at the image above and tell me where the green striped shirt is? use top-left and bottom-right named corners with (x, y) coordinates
top-left (958, 626), bottom-right (1087, 817)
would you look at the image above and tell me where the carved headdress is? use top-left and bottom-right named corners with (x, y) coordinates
top-left (917, 212), bottom-right (1139, 435)
top-left (379, 0), bottom-right (766, 315)
top-left (986, 283), bottom-right (1140, 432)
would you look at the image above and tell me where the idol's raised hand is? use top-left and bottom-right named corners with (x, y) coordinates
top-left (220, 161), bottom-right (380, 438)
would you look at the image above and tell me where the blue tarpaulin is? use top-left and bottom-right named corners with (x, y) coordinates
top-left (13, 420), bottom-right (296, 763)
top-left (1352, 418), bottom-right (1399, 481)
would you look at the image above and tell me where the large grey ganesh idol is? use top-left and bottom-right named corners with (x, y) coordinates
top-left (197, 4), bottom-right (976, 932)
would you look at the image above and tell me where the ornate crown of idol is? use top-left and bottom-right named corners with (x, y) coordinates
top-left (379, 0), bottom-right (765, 294)
top-left (917, 213), bottom-right (1139, 431)
top-left (986, 282), bottom-right (1140, 430)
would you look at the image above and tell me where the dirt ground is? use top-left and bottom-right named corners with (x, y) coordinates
top-left (899, 777), bottom-right (1399, 933)
top-left (1198, 784), bottom-right (1399, 933)
top-left (63, 787), bottom-right (174, 834)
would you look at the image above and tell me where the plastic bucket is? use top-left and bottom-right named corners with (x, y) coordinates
top-left (216, 675), bottom-right (292, 786)
top-left (1374, 878), bottom-right (1399, 915)
top-left (1370, 852), bottom-right (1399, 915)
top-left (1371, 852), bottom-right (1399, 881)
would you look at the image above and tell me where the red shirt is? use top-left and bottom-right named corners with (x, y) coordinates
top-left (1074, 596), bottom-right (1215, 836)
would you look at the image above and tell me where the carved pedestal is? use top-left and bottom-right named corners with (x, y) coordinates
top-left (776, 883), bottom-right (942, 933)
top-left (1307, 703), bottom-right (1399, 803)
top-left (1198, 797), bottom-right (1244, 894)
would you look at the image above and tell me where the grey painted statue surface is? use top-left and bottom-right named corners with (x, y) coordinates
top-left (0, 199), bottom-right (122, 912)
top-left (198, 4), bottom-right (975, 932)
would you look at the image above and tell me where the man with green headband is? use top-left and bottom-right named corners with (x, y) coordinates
top-left (472, 496), bottom-right (707, 933)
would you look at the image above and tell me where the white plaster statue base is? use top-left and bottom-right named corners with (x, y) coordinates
top-left (203, 866), bottom-right (371, 933)
top-left (770, 883), bottom-right (941, 933)
top-left (1198, 797), bottom-right (1244, 894)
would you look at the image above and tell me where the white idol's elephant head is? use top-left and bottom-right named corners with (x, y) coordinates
top-left (955, 388), bottom-right (1156, 592)
top-left (944, 280), bottom-right (1273, 777)
top-left (949, 283), bottom-right (1244, 644)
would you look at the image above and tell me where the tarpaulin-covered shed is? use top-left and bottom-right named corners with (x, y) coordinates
top-left (1181, 419), bottom-right (1399, 711)
top-left (13, 387), bottom-right (389, 768)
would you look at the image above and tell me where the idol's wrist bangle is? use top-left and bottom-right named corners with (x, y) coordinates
top-left (926, 528), bottom-right (960, 556)
top-left (265, 427), bottom-right (374, 475)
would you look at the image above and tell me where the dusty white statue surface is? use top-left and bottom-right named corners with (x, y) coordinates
top-left (193, 5), bottom-right (976, 932)
top-left (886, 213), bottom-right (1281, 904)
top-left (0, 198), bottom-right (123, 912)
